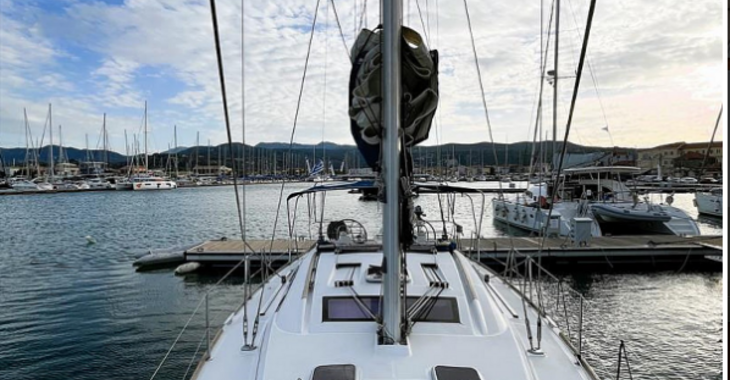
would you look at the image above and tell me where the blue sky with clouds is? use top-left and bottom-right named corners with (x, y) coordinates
top-left (0, 0), bottom-right (724, 154)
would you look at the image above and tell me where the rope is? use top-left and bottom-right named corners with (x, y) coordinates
top-left (148, 297), bottom-right (206, 380)
top-left (414, 0), bottom-right (431, 46)
top-left (240, 0), bottom-right (251, 348)
top-left (256, 0), bottom-right (323, 345)
top-left (565, 0), bottom-right (611, 145)
top-left (207, 0), bottom-right (251, 254)
top-left (462, 0), bottom-right (519, 261)
top-left (328, 0), bottom-right (352, 62)
top-left (182, 331), bottom-right (207, 380)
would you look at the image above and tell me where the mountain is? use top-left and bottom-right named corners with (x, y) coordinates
top-left (0, 146), bottom-right (127, 165)
top-left (1, 140), bottom-right (629, 172)
top-left (160, 146), bottom-right (189, 154)
top-left (255, 141), bottom-right (353, 151)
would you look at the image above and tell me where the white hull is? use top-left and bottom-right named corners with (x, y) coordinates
top-left (493, 199), bottom-right (601, 236)
top-left (11, 181), bottom-right (52, 192)
top-left (694, 191), bottom-right (722, 217)
top-left (132, 180), bottom-right (177, 190)
top-left (115, 182), bottom-right (134, 191)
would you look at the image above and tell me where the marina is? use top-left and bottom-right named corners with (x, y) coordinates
top-left (0, 0), bottom-right (724, 379)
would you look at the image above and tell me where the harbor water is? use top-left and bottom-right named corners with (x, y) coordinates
top-left (0, 184), bottom-right (723, 379)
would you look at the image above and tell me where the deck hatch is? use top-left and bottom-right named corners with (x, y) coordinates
top-left (312, 364), bottom-right (356, 380)
top-left (323, 296), bottom-right (459, 322)
top-left (432, 366), bottom-right (481, 380)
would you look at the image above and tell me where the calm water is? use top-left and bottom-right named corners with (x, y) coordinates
top-left (0, 184), bottom-right (723, 380)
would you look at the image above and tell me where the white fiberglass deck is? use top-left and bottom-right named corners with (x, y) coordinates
top-left (192, 248), bottom-right (594, 380)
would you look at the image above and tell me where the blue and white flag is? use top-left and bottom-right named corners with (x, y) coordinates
top-left (310, 159), bottom-right (324, 176)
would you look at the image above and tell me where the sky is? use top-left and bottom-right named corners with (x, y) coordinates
top-left (0, 0), bottom-right (724, 154)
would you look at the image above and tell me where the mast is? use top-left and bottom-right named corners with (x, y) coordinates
top-left (48, 103), bottom-right (54, 180)
top-left (103, 113), bottom-right (108, 168)
top-left (144, 101), bottom-right (149, 171)
top-left (23, 109), bottom-right (30, 177)
top-left (85, 134), bottom-right (90, 162)
top-left (124, 129), bottom-right (131, 175)
top-left (174, 125), bottom-right (179, 178)
top-left (58, 125), bottom-right (65, 164)
top-left (698, 106), bottom-right (722, 178)
top-left (381, 0), bottom-right (403, 345)
top-left (552, 0), bottom-right (559, 170)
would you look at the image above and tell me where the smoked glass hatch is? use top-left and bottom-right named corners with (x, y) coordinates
top-left (322, 296), bottom-right (459, 322)
top-left (433, 366), bottom-right (481, 380)
top-left (312, 364), bottom-right (356, 380)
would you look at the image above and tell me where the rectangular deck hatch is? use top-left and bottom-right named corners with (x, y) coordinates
top-left (433, 366), bottom-right (481, 380)
top-left (323, 296), bottom-right (459, 322)
top-left (312, 364), bottom-right (356, 380)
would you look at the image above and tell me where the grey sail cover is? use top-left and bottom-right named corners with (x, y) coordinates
top-left (348, 26), bottom-right (439, 169)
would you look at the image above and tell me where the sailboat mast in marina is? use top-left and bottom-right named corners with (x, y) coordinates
top-left (159, 1), bottom-right (625, 379)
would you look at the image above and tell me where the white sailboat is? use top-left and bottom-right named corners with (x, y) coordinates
top-left (178, 1), bottom-right (604, 380)
top-left (494, 166), bottom-right (700, 237)
top-left (12, 107), bottom-right (52, 192)
top-left (694, 188), bottom-right (722, 217)
top-left (693, 107), bottom-right (723, 218)
top-left (131, 102), bottom-right (177, 191)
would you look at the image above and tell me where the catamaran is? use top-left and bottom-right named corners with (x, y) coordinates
top-left (170, 1), bottom-right (614, 380)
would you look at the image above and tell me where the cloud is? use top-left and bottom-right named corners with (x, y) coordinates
top-left (0, 0), bottom-right (724, 152)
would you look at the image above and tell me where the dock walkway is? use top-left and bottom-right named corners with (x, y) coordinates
top-left (180, 235), bottom-right (722, 268)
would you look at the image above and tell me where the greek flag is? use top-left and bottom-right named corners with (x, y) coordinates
top-left (310, 159), bottom-right (324, 176)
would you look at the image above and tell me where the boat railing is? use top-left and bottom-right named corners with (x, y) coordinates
top-left (485, 250), bottom-right (661, 380)
top-left (148, 247), bottom-right (287, 380)
top-left (480, 249), bottom-right (606, 378)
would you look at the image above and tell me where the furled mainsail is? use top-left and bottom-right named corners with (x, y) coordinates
top-left (348, 26), bottom-right (439, 170)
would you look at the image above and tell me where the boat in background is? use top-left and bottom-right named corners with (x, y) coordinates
top-left (131, 174), bottom-right (177, 191)
top-left (494, 166), bottom-right (700, 237)
top-left (10, 178), bottom-right (53, 192)
top-left (694, 188), bottom-right (722, 217)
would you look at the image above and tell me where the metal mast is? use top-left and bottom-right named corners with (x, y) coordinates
top-left (552, 0), bottom-right (559, 170)
top-left (48, 103), bottom-right (54, 180)
top-left (144, 101), bottom-right (149, 171)
top-left (381, 0), bottom-right (403, 345)
top-left (174, 125), bottom-right (179, 178)
top-left (103, 113), bottom-right (108, 168)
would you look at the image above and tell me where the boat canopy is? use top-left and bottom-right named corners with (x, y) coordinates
top-left (287, 181), bottom-right (497, 202)
top-left (286, 180), bottom-right (376, 201)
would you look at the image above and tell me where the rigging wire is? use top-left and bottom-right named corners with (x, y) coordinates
top-left (536, 0), bottom-right (598, 265)
top-left (414, 0), bottom-right (431, 47)
top-left (566, 0), bottom-right (611, 142)
top-left (329, 0), bottom-right (352, 62)
top-left (529, 0), bottom-right (556, 178)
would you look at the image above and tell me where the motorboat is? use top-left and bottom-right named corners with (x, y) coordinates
top-left (10, 178), bottom-right (53, 192)
top-left (694, 187), bottom-right (722, 217)
top-left (560, 167), bottom-right (700, 236)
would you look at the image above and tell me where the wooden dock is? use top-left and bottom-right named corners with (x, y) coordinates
top-left (180, 235), bottom-right (722, 269)
top-left (184, 239), bottom-right (316, 263)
